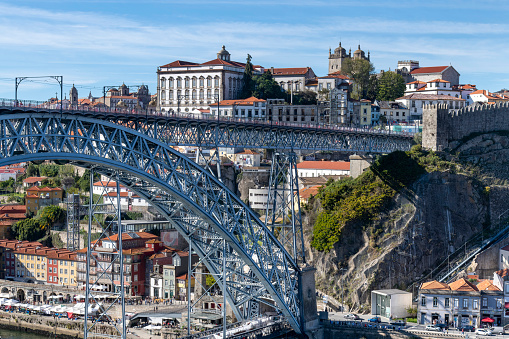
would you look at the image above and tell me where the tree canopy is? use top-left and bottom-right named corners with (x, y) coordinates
top-left (252, 71), bottom-right (286, 100)
top-left (12, 218), bottom-right (45, 241)
top-left (376, 71), bottom-right (406, 101)
top-left (341, 58), bottom-right (375, 100)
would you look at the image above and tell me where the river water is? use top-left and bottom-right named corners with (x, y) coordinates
top-left (0, 328), bottom-right (47, 339)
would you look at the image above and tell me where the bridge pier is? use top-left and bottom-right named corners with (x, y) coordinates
top-left (299, 264), bottom-right (319, 336)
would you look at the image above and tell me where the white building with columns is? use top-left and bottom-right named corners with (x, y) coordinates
top-left (157, 46), bottom-right (263, 114)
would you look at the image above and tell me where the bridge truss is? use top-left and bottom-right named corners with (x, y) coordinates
top-left (0, 103), bottom-right (414, 153)
top-left (0, 113), bottom-right (303, 336)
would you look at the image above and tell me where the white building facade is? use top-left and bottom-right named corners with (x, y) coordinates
top-left (396, 93), bottom-right (466, 120)
top-left (209, 97), bottom-right (266, 120)
top-left (296, 161), bottom-right (350, 178)
top-left (157, 46), bottom-right (263, 114)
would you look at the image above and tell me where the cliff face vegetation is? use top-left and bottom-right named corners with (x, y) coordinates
top-left (304, 144), bottom-right (497, 312)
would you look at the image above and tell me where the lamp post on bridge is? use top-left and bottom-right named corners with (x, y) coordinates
top-left (15, 76), bottom-right (63, 114)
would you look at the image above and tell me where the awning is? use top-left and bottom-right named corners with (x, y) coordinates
top-left (481, 317), bottom-right (495, 323)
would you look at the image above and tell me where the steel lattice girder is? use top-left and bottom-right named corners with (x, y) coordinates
top-left (0, 113), bottom-right (303, 333)
top-left (0, 107), bottom-right (413, 153)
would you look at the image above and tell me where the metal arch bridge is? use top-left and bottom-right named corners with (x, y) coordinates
top-left (0, 101), bottom-right (414, 153)
top-left (0, 112), bottom-right (304, 334)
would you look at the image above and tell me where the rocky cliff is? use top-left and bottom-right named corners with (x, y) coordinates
top-left (303, 142), bottom-right (509, 312)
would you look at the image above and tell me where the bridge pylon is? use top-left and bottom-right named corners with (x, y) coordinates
top-left (264, 151), bottom-right (306, 264)
top-left (84, 170), bottom-right (127, 339)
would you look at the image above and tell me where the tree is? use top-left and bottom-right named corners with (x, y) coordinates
top-left (61, 176), bottom-right (75, 190)
top-left (26, 163), bottom-right (39, 177)
top-left (206, 274), bottom-right (216, 287)
top-left (77, 169), bottom-right (92, 192)
top-left (251, 72), bottom-right (285, 100)
top-left (12, 218), bottom-right (45, 241)
top-left (341, 58), bottom-right (375, 100)
top-left (240, 54), bottom-right (255, 99)
top-left (376, 71), bottom-right (406, 101)
top-left (293, 90), bottom-right (317, 105)
top-left (38, 205), bottom-right (66, 230)
top-left (366, 74), bottom-right (379, 101)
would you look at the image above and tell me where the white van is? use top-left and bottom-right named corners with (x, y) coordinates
top-left (490, 326), bottom-right (504, 335)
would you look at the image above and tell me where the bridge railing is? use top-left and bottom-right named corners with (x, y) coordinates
top-left (0, 98), bottom-right (415, 138)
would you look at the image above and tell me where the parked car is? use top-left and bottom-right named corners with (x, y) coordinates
top-left (344, 313), bottom-right (361, 320)
top-left (475, 328), bottom-right (493, 336)
top-left (458, 325), bottom-right (475, 332)
top-left (368, 316), bottom-right (381, 323)
top-left (390, 320), bottom-right (406, 326)
top-left (435, 323), bottom-right (448, 330)
top-left (426, 325), bottom-right (442, 332)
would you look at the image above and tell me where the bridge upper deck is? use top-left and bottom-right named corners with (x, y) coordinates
top-left (0, 98), bottom-right (414, 153)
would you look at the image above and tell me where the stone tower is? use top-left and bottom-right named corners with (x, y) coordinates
top-left (69, 85), bottom-right (78, 106)
top-left (329, 43), bottom-right (370, 74)
top-left (422, 104), bottom-right (450, 151)
top-left (328, 42), bottom-right (349, 74)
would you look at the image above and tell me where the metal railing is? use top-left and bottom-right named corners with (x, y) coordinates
top-left (0, 98), bottom-right (415, 138)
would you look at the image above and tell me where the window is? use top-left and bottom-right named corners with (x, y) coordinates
top-left (207, 77), bottom-right (212, 87)
top-left (169, 78), bottom-right (174, 88)
top-left (463, 299), bottom-right (468, 309)
top-left (421, 296), bottom-right (426, 306)
top-left (473, 299), bottom-right (479, 309)
top-left (214, 77), bottom-right (219, 87)
top-left (192, 78), bottom-right (197, 88)
top-left (497, 299), bottom-right (503, 309)
top-left (433, 297), bottom-right (438, 307)
top-left (445, 298), bottom-right (450, 308)
top-left (177, 78), bottom-right (182, 88)
top-left (60, 269), bottom-right (63, 274)
top-left (319, 83), bottom-right (323, 91)
top-left (185, 78), bottom-right (189, 88)
top-left (199, 77), bottom-right (204, 87)
top-left (71, 270), bottom-right (74, 275)
top-left (502, 254), bottom-right (504, 263)
top-left (64, 278), bottom-right (67, 283)
top-left (482, 298), bottom-right (488, 307)
top-left (454, 298), bottom-right (459, 308)
top-left (134, 275), bottom-right (138, 282)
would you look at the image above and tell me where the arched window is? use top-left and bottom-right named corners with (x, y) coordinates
top-left (185, 77), bottom-right (190, 88)
top-left (161, 91), bottom-right (166, 100)
top-left (192, 77), bottom-right (197, 88)
top-left (161, 78), bottom-right (166, 88)
top-left (200, 77), bottom-right (204, 87)
top-left (207, 89), bottom-right (211, 99)
top-left (214, 76), bottom-right (220, 87)
top-left (229, 78), bottom-right (232, 87)
top-left (177, 78), bottom-right (182, 88)
top-left (185, 90), bottom-right (190, 99)
top-left (169, 77), bottom-right (174, 88)
top-left (192, 90), bottom-right (197, 100)
top-left (199, 90), bottom-right (204, 99)
top-left (207, 77), bottom-right (212, 87)
top-left (169, 90), bottom-right (173, 100)
top-left (214, 89), bottom-right (219, 97)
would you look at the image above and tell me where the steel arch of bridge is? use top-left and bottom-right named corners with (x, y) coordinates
top-left (0, 105), bottom-right (413, 153)
top-left (0, 113), bottom-right (303, 333)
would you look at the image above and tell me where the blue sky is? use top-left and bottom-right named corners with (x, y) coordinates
top-left (1, 0), bottom-right (508, 101)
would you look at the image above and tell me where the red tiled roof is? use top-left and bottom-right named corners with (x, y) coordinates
top-left (94, 181), bottom-right (126, 188)
top-left (396, 93), bottom-right (465, 101)
top-left (23, 177), bottom-right (47, 184)
top-left (407, 81), bottom-right (427, 85)
top-left (296, 161), bottom-right (350, 171)
top-left (160, 60), bottom-right (200, 68)
top-left (496, 268), bottom-right (509, 278)
top-left (300, 185), bottom-right (322, 200)
top-left (421, 280), bottom-right (450, 290)
top-left (477, 280), bottom-right (500, 291)
top-left (271, 67), bottom-right (311, 76)
top-left (0, 205), bottom-right (26, 213)
top-left (427, 79), bottom-right (450, 83)
top-left (200, 58), bottom-right (246, 68)
top-left (26, 186), bottom-right (62, 192)
top-left (449, 278), bottom-right (478, 291)
top-left (215, 96), bottom-right (266, 107)
top-left (101, 232), bottom-right (158, 242)
top-left (410, 66), bottom-right (449, 74)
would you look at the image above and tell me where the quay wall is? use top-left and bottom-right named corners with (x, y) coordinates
top-left (0, 313), bottom-right (118, 339)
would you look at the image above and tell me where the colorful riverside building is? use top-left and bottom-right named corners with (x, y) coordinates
top-left (76, 231), bottom-right (181, 297)
top-left (0, 240), bottom-right (77, 286)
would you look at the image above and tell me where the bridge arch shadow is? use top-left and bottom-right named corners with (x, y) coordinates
top-left (0, 113), bottom-right (302, 333)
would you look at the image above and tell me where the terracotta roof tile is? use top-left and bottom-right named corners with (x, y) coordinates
top-left (160, 60), bottom-right (200, 68)
top-left (296, 161), bottom-right (350, 171)
top-left (410, 66), bottom-right (449, 74)
top-left (477, 280), bottom-right (500, 291)
top-left (448, 278), bottom-right (478, 292)
top-left (23, 177), bottom-right (47, 184)
top-left (421, 280), bottom-right (450, 290)
top-left (215, 96), bottom-right (266, 107)
top-left (270, 67), bottom-right (311, 76)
